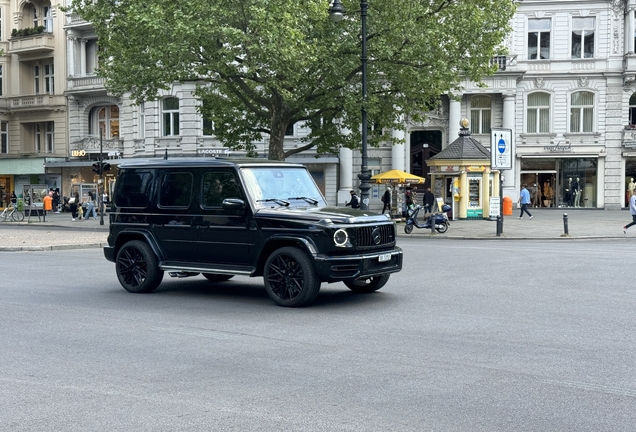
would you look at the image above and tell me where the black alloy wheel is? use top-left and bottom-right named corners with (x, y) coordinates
top-left (202, 273), bottom-right (234, 282)
top-left (263, 247), bottom-right (320, 307)
top-left (344, 274), bottom-right (390, 293)
top-left (115, 240), bottom-right (164, 293)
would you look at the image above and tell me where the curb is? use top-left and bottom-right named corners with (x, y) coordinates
top-left (0, 242), bottom-right (107, 252)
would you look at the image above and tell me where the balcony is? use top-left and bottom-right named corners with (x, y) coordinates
top-left (490, 55), bottom-right (518, 72)
top-left (67, 74), bottom-right (107, 95)
top-left (8, 95), bottom-right (67, 112)
top-left (64, 13), bottom-right (93, 31)
top-left (8, 32), bottom-right (55, 55)
top-left (623, 128), bottom-right (636, 148)
top-left (70, 136), bottom-right (124, 155)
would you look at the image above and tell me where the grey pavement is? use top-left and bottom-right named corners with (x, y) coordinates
top-left (0, 207), bottom-right (634, 252)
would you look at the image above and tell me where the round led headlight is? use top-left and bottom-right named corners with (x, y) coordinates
top-left (333, 228), bottom-right (349, 247)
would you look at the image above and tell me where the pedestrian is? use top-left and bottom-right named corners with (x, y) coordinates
top-left (518, 183), bottom-right (533, 219)
top-left (69, 192), bottom-right (80, 221)
top-left (423, 187), bottom-right (435, 214)
top-left (43, 191), bottom-right (53, 215)
top-left (10, 191), bottom-right (17, 209)
top-left (623, 188), bottom-right (636, 233)
top-left (381, 186), bottom-right (391, 215)
top-left (53, 188), bottom-right (60, 213)
top-left (345, 190), bottom-right (360, 209)
top-left (84, 191), bottom-right (97, 220)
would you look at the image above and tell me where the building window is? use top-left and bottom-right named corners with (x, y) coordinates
top-left (44, 63), bottom-right (54, 94)
top-left (570, 91), bottom-right (594, 133)
top-left (0, 9), bottom-right (3, 41)
top-left (527, 92), bottom-right (551, 133)
top-left (285, 122), bottom-right (295, 136)
top-left (89, 105), bottom-right (119, 139)
top-left (43, 6), bottom-right (52, 32)
top-left (0, 122), bottom-right (7, 154)
top-left (528, 18), bottom-right (550, 60)
top-left (162, 97), bottom-right (179, 136)
top-left (202, 100), bottom-right (214, 136)
top-left (629, 93), bottom-right (636, 127)
top-left (0, 65), bottom-right (3, 96)
top-left (33, 7), bottom-right (38, 28)
top-left (34, 65), bottom-right (39, 94)
top-left (470, 96), bottom-right (491, 135)
top-left (572, 17), bottom-right (595, 59)
top-left (35, 122), bottom-right (54, 153)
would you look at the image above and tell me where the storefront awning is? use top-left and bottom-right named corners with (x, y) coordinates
top-left (0, 158), bottom-right (46, 174)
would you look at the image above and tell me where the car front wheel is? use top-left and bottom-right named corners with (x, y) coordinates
top-left (115, 240), bottom-right (163, 293)
top-left (344, 274), bottom-right (390, 293)
top-left (264, 247), bottom-right (321, 307)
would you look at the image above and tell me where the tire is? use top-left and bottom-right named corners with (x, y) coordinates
top-left (344, 274), bottom-right (390, 293)
top-left (202, 273), bottom-right (234, 282)
top-left (435, 221), bottom-right (448, 233)
top-left (404, 223), bottom-right (413, 234)
top-left (0, 209), bottom-right (8, 221)
top-left (11, 211), bottom-right (24, 222)
top-left (115, 240), bottom-right (164, 293)
top-left (263, 246), bottom-right (321, 307)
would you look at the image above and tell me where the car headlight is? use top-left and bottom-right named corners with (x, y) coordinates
top-left (333, 228), bottom-right (349, 247)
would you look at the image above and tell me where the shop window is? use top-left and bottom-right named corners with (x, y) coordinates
top-left (572, 17), bottom-right (595, 59)
top-left (528, 18), bottom-right (550, 60)
top-left (559, 158), bottom-right (596, 208)
top-left (470, 96), bottom-right (491, 135)
top-left (527, 92), bottom-right (550, 133)
top-left (162, 97), bottom-right (180, 136)
top-left (570, 91), bottom-right (594, 133)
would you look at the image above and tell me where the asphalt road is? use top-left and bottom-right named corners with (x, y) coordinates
top-left (1, 238), bottom-right (635, 431)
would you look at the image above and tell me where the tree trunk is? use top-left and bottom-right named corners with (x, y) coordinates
top-left (268, 103), bottom-right (289, 161)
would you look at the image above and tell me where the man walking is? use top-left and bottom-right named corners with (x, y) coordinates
top-left (381, 187), bottom-right (391, 215)
top-left (423, 187), bottom-right (436, 214)
top-left (623, 187), bottom-right (636, 233)
top-left (345, 190), bottom-right (360, 209)
top-left (518, 184), bottom-right (533, 220)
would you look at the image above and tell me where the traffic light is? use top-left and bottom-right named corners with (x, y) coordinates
top-left (92, 162), bottom-right (112, 174)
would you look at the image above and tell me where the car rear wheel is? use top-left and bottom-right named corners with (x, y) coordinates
top-left (202, 273), bottom-right (234, 282)
top-left (115, 240), bottom-right (163, 293)
top-left (264, 246), bottom-right (320, 307)
top-left (344, 274), bottom-right (390, 293)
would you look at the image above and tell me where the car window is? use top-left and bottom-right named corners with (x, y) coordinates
top-left (241, 167), bottom-right (325, 207)
top-left (158, 172), bottom-right (193, 208)
top-left (201, 171), bottom-right (243, 208)
top-left (115, 170), bottom-right (153, 208)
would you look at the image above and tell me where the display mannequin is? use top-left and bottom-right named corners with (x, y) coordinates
top-left (532, 183), bottom-right (540, 208)
top-left (573, 177), bottom-right (581, 207)
top-left (543, 181), bottom-right (553, 207)
top-left (564, 177), bottom-right (573, 207)
top-left (629, 178), bottom-right (635, 197)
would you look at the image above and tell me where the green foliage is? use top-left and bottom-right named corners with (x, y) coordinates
top-left (11, 26), bottom-right (46, 38)
top-left (67, 0), bottom-right (516, 160)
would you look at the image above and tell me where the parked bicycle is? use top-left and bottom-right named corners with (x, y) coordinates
top-left (0, 204), bottom-right (24, 222)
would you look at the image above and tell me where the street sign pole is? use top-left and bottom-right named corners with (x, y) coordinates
top-left (491, 128), bottom-right (512, 237)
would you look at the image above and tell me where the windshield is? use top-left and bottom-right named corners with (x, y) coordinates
top-left (241, 167), bottom-right (326, 208)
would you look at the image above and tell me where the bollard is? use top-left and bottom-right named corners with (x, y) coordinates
top-left (563, 213), bottom-right (569, 236)
top-left (430, 212), bottom-right (435, 235)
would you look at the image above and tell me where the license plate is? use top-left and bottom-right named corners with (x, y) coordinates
top-left (378, 253), bottom-right (391, 262)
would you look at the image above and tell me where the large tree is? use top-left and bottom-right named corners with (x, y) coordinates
top-left (68, 0), bottom-right (516, 160)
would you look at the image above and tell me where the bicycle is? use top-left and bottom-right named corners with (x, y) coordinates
top-left (0, 204), bottom-right (24, 222)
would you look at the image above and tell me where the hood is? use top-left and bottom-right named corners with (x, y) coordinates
top-left (254, 205), bottom-right (391, 224)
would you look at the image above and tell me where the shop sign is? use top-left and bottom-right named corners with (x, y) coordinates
top-left (544, 141), bottom-right (572, 152)
top-left (107, 151), bottom-right (121, 158)
top-left (198, 149), bottom-right (231, 156)
top-left (430, 165), bottom-right (459, 173)
top-left (466, 166), bottom-right (486, 172)
top-left (70, 149), bottom-right (86, 157)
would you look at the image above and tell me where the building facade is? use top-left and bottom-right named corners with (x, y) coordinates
top-left (5, 1), bottom-right (636, 214)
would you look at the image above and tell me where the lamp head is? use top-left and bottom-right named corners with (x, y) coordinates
top-left (329, 0), bottom-right (346, 22)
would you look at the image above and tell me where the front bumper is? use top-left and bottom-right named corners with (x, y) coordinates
top-left (313, 247), bottom-right (403, 283)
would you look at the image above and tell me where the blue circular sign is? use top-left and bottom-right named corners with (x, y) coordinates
top-left (498, 138), bottom-right (506, 154)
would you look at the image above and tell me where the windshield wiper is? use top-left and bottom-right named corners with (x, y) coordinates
top-left (287, 196), bottom-right (319, 205)
top-left (257, 198), bottom-right (290, 207)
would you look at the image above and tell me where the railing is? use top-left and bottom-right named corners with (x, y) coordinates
top-left (70, 136), bottom-right (124, 152)
top-left (490, 55), bottom-right (518, 71)
top-left (8, 33), bottom-right (55, 54)
top-left (9, 95), bottom-right (66, 109)
top-left (68, 75), bottom-right (106, 91)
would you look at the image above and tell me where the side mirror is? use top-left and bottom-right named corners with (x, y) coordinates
top-left (222, 198), bottom-right (246, 213)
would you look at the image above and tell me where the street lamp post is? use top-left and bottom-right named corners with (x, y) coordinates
top-left (329, 0), bottom-right (371, 210)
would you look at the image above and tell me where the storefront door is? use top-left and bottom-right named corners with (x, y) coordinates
top-left (521, 171), bottom-right (556, 208)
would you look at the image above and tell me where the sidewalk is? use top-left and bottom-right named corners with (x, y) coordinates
top-left (0, 208), bottom-right (633, 252)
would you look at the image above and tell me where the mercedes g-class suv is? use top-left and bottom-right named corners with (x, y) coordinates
top-left (104, 158), bottom-right (402, 307)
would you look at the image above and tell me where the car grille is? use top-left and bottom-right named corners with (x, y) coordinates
top-left (356, 224), bottom-right (395, 248)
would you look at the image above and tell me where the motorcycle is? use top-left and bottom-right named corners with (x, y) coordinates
top-left (404, 204), bottom-right (451, 234)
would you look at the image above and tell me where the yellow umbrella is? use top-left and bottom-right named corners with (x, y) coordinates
top-left (370, 169), bottom-right (425, 184)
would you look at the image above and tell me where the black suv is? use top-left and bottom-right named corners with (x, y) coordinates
top-left (104, 158), bottom-right (402, 307)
